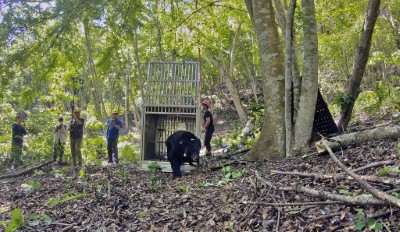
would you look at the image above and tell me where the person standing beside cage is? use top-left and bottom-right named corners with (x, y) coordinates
top-left (105, 109), bottom-right (123, 164)
top-left (69, 108), bottom-right (84, 167)
top-left (53, 116), bottom-right (68, 164)
top-left (11, 115), bottom-right (27, 166)
top-left (202, 100), bottom-right (214, 157)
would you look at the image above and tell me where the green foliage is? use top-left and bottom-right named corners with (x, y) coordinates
top-left (83, 137), bottom-right (105, 165)
top-left (353, 209), bottom-right (383, 231)
top-left (332, 93), bottom-right (356, 112)
top-left (338, 189), bottom-right (351, 196)
top-left (27, 213), bottom-right (52, 227)
top-left (288, 210), bottom-right (301, 216)
top-left (397, 143), bottom-right (400, 158)
top-left (150, 176), bottom-right (162, 190)
top-left (248, 101), bottom-right (264, 130)
top-left (377, 166), bottom-right (399, 176)
top-left (79, 168), bottom-right (86, 177)
top-left (148, 162), bottom-right (162, 190)
top-left (33, 170), bottom-right (45, 177)
top-left (218, 166), bottom-right (245, 185)
top-left (178, 185), bottom-right (190, 193)
top-left (47, 191), bottom-right (87, 206)
top-left (391, 192), bottom-right (400, 199)
top-left (116, 170), bottom-right (130, 182)
top-left (5, 208), bottom-right (24, 232)
top-left (213, 101), bottom-right (263, 153)
top-left (378, 167), bottom-right (390, 176)
top-left (21, 181), bottom-right (41, 195)
top-left (148, 162), bottom-right (162, 173)
top-left (118, 141), bottom-right (139, 163)
top-left (138, 211), bottom-right (150, 218)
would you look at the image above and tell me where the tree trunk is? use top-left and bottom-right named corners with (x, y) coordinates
top-left (205, 21), bottom-right (248, 121)
top-left (244, 0), bottom-right (286, 160)
top-left (242, 51), bottom-right (258, 103)
top-left (337, 0), bottom-right (381, 131)
top-left (272, 0), bottom-right (301, 122)
top-left (292, 0), bottom-right (319, 155)
top-left (228, 20), bottom-right (248, 121)
top-left (284, 0), bottom-right (296, 157)
top-left (125, 54), bottom-right (131, 132)
top-left (133, 27), bottom-right (143, 130)
top-left (83, 18), bottom-right (106, 119)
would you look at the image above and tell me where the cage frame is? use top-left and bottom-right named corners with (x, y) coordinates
top-left (140, 61), bottom-right (202, 161)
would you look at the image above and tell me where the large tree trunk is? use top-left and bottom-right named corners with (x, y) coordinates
top-left (337, 0), bottom-right (381, 131)
top-left (244, 0), bottom-right (286, 160)
top-left (83, 18), bottom-right (106, 119)
top-left (272, 0), bottom-right (301, 122)
top-left (292, 0), bottom-right (319, 155)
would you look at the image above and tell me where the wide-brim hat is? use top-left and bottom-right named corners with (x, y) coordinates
top-left (112, 109), bottom-right (119, 114)
top-left (73, 108), bottom-right (82, 113)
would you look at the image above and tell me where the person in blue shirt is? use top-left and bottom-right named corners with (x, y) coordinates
top-left (105, 109), bottom-right (123, 164)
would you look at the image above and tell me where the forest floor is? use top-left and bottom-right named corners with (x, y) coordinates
top-left (1, 117), bottom-right (400, 231)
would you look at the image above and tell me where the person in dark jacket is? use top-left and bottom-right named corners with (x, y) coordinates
top-left (11, 115), bottom-right (27, 166)
top-left (69, 108), bottom-right (84, 167)
top-left (202, 100), bottom-right (214, 157)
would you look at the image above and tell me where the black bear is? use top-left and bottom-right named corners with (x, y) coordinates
top-left (166, 130), bottom-right (201, 177)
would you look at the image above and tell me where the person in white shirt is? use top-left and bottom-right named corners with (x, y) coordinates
top-left (53, 117), bottom-right (68, 163)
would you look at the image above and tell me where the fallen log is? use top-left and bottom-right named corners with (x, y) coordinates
top-left (0, 160), bottom-right (53, 180)
top-left (323, 140), bottom-right (400, 208)
top-left (315, 126), bottom-right (400, 153)
top-left (271, 170), bottom-right (400, 186)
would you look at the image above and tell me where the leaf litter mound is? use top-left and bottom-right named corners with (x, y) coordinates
top-left (1, 135), bottom-right (400, 231)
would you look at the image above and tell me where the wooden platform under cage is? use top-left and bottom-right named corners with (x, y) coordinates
top-left (138, 160), bottom-right (197, 173)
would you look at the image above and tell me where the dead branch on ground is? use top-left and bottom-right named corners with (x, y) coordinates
top-left (352, 160), bottom-right (396, 173)
top-left (242, 201), bottom-right (342, 207)
top-left (271, 170), bottom-right (400, 185)
top-left (323, 140), bottom-right (400, 208)
top-left (0, 160), bottom-right (53, 180)
top-left (253, 169), bottom-right (387, 206)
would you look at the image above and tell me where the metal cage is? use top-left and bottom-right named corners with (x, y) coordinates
top-left (141, 61), bottom-right (201, 161)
